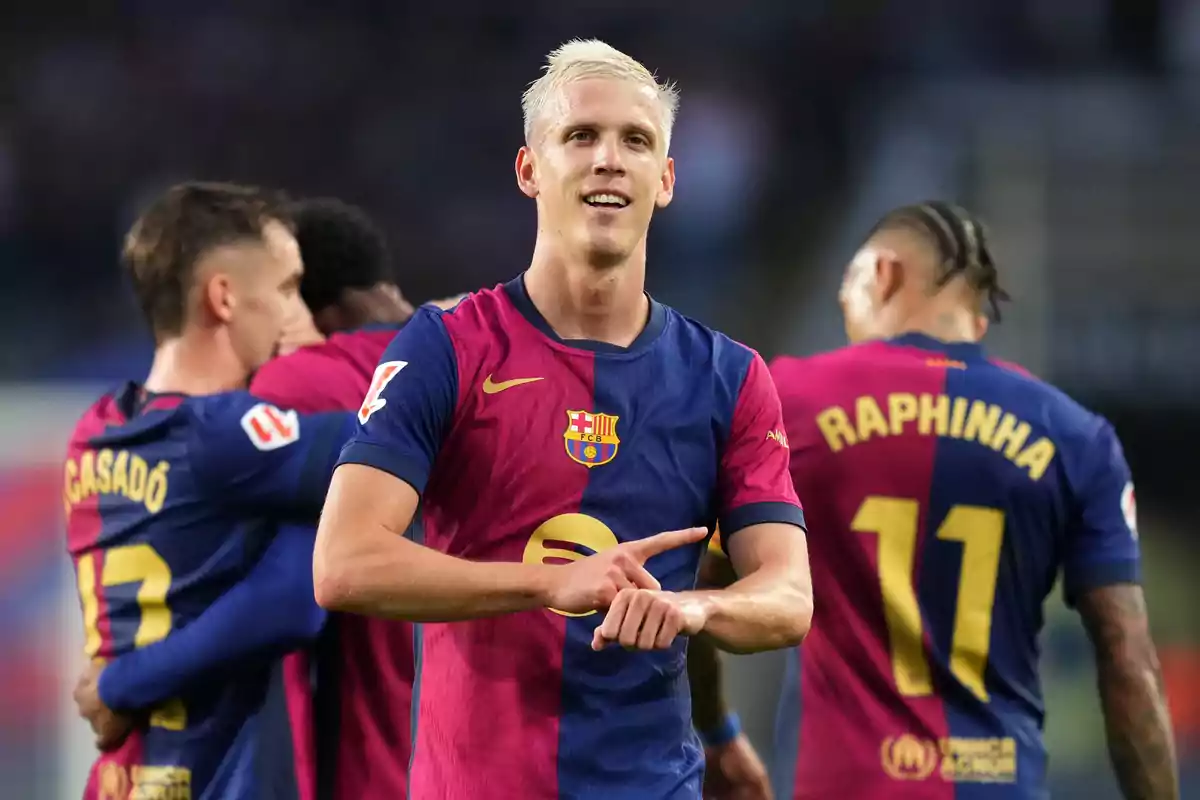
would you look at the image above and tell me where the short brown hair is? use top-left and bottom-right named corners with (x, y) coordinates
top-left (123, 181), bottom-right (292, 339)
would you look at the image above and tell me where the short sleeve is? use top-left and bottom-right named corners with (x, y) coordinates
top-left (717, 351), bottom-right (806, 545)
top-left (336, 307), bottom-right (458, 494)
top-left (190, 394), bottom-right (358, 517)
top-left (1062, 419), bottom-right (1141, 606)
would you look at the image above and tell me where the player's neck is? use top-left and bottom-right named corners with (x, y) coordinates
top-left (525, 246), bottom-right (649, 347)
top-left (144, 333), bottom-right (251, 396)
top-left (890, 306), bottom-right (980, 344)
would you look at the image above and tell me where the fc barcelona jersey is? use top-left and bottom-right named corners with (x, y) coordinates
top-left (769, 333), bottom-right (1140, 800)
top-left (64, 385), bottom-right (355, 799)
top-left (251, 324), bottom-right (414, 800)
top-left (337, 276), bottom-right (804, 800)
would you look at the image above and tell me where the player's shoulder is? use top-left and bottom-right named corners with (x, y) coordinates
top-left (428, 282), bottom-right (512, 341)
top-left (183, 389), bottom-right (293, 434)
top-left (252, 327), bottom-right (399, 399)
top-left (325, 325), bottom-right (402, 359)
top-left (659, 304), bottom-right (763, 379)
top-left (71, 382), bottom-right (205, 443)
top-left (766, 342), bottom-right (887, 399)
top-left (184, 388), bottom-right (263, 420)
top-left (181, 390), bottom-right (313, 459)
top-left (979, 357), bottom-right (1111, 441)
top-left (253, 345), bottom-right (344, 385)
top-left (69, 383), bottom-right (136, 446)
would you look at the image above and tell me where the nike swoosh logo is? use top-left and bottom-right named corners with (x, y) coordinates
top-left (482, 374), bottom-right (544, 394)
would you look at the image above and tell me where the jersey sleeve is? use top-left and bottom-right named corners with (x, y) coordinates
top-left (717, 351), bottom-right (806, 546)
top-left (1062, 419), bottom-right (1141, 606)
top-left (97, 524), bottom-right (325, 710)
top-left (190, 394), bottom-right (359, 517)
top-left (336, 307), bottom-right (458, 494)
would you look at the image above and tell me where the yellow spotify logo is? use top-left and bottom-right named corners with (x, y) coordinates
top-left (522, 513), bottom-right (619, 617)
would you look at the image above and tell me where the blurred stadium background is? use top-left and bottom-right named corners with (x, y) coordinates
top-left (0, 2), bottom-right (1197, 797)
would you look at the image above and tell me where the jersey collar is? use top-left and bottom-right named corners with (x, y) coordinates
top-left (503, 273), bottom-right (666, 355)
top-left (887, 332), bottom-right (985, 361)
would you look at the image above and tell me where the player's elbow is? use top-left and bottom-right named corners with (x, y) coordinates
top-left (725, 582), bottom-right (812, 655)
top-left (312, 533), bottom-right (356, 612)
top-left (312, 557), bottom-right (344, 611)
top-left (778, 585), bottom-right (813, 648)
top-left (759, 570), bottom-right (813, 649)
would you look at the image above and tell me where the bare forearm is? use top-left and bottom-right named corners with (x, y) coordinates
top-left (1078, 584), bottom-right (1179, 800)
top-left (314, 527), bottom-right (550, 621)
top-left (688, 567), bottom-right (811, 654)
top-left (1097, 660), bottom-right (1179, 799)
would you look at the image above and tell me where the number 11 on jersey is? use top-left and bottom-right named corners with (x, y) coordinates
top-left (851, 496), bottom-right (1005, 703)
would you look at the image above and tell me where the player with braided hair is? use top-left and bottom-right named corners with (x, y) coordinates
top-left (691, 202), bottom-right (1178, 799)
top-left (861, 201), bottom-right (1010, 324)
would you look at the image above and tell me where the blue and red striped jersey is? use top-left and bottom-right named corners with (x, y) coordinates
top-left (769, 333), bottom-right (1140, 800)
top-left (64, 384), bottom-right (355, 800)
top-left (250, 324), bottom-right (414, 800)
top-left (337, 276), bottom-right (805, 800)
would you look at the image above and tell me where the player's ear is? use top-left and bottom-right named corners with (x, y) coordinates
top-left (873, 249), bottom-right (903, 304)
top-left (655, 156), bottom-right (675, 209)
top-left (974, 313), bottom-right (989, 340)
top-left (515, 146), bottom-right (538, 199)
top-left (204, 272), bottom-right (236, 325)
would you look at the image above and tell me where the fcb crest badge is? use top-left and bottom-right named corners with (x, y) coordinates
top-left (563, 409), bottom-right (621, 467)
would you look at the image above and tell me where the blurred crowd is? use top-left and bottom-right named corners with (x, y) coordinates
top-left (0, 1), bottom-right (1197, 797)
top-left (3, 0), bottom-right (1196, 377)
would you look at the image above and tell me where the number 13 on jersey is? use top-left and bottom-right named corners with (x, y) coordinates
top-left (76, 543), bottom-right (185, 729)
top-left (852, 495), bottom-right (1005, 703)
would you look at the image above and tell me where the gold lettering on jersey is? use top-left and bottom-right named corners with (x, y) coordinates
top-left (129, 765), bottom-right (192, 799)
top-left (816, 394), bottom-right (1056, 480)
top-left (64, 449), bottom-right (171, 517)
top-left (939, 736), bottom-right (1017, 783)
top-left (880, 736), bottom-right (1016, 784)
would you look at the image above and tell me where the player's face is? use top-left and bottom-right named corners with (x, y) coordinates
top-left (226, 221), bottom-right (304, 371)
top-left (517, 77), bottom-right (675, 266)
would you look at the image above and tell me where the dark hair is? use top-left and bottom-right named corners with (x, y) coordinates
top-left (287, 197), bottom-right (394, 315)
top-left (123, 181), bottom-right (292, 339)
top-left (869, 201), bottom-right (1010, 321)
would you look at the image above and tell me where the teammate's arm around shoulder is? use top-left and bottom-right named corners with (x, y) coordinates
top-left (697, 351), bottom-right (812, 654)
top-left (1068, 421), bottom-right (1178, 799)
top-left (313, 308), bottom-right (700, 620)
top-left (191, 393), bottom-right (358, 517)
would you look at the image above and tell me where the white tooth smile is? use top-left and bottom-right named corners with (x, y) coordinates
top-left (584, 193), bottom-right (629, 207)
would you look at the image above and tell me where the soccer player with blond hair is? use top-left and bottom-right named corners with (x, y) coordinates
top-left (314, 39), bottom-right (813, 798)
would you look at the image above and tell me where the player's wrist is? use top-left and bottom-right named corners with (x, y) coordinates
top-left (699, 711), bottom-right (742, 748)
top-left (518, 562), bottom-right (559, 609)
top-left (677, 590), bottom-right (717, 635)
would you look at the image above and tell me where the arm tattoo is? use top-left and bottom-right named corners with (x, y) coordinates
top-left (1077, 583), bottom-right (1179, 800)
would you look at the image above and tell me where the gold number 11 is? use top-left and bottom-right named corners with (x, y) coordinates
top-left (851, 496), bottom-right (1005, 702)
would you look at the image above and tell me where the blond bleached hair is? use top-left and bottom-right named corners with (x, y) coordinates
top-left (521, 39), bottom-right (680, 151)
